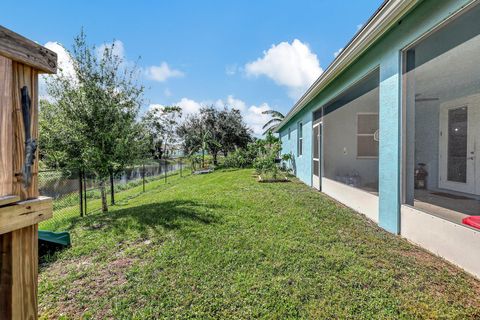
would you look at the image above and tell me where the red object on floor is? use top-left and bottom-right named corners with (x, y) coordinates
top-left (462, 216), bottom-right (480, 230)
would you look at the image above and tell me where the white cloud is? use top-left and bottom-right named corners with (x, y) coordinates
top-left (245, 39), bottom-right (322, 99)
top-left (244, 103), bottom-right (272, 136)
top-left (96, 40), bottom-right (125, 60)
top-left (169, 95), bottom-right (271, 136)
top-left (214, 95), bottom-right (247, 111)
top-left (40, 42), bottom-right (76, 100)
top-left (356, 23), bottom-right (364, 31)
top-left (145, 62), bottom-right (184, 82)
top-left (44, 41), bottom-right (76, 80)
top-left (334, 48), bottom-right (343, 58)
top-left (148, 103), bottom-right (164, 112)
top-left (176, 97), bottom-right (202, 115)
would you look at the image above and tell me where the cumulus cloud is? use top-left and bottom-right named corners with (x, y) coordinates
top-left (245, 39), bottom-right (322, 99)
top-left (243, 103), bottom-right (272, 136)
top-left (96, 40), bottom-right (125, 60)
top-left (214, 95), bottom-right (247, 111)
top-left (145, 62), bottom-right (184, 82)
top-left (44, 41), bottom-right (76, 80)
top-left (147, 103), bottom-right (164, 112)
top-left (157, 95), bottom-right (271, 136)
top-left (334, 48), bottom-right (343, 58)
top-left (39, 42), bottom-right (76, 100)
top-left (176, 97), bottom-right (202, 115)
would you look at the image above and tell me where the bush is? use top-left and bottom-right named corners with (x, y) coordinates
top-left (253, 132), bottom-right (283, 180)
top-left (223, 148), bottom-right (255, 168)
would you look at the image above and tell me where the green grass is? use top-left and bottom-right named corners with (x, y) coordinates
top-left (40, 168), bottom-right (189, 231)
top-left (39, 169), bottom-right (480, 319)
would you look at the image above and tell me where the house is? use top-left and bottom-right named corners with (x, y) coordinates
top-left (275, 0), bottom-right (480, 278)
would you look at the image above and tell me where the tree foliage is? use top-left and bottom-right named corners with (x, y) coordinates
top-left (40, 30), bottom-right (144, 212)
top-left (177, 105), bottom-right (252, 166)
top-left (262, 109), bottom-right (285, 135)
top-left (142, 105), bottom-right (182, 160)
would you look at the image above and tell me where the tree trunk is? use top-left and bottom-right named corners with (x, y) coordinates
top-left (213, 152), bottom-right (218, 166)
top-left (202, 149), bottom-right (205, 168)
top-left (100, 179), bottom-right (108, 212)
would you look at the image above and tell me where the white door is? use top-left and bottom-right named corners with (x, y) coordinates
top-left (439, 95), bottom-right (479, 195)
top-left (312, 121), bottom-right (322, 190)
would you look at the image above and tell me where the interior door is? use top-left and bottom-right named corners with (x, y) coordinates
top-left (312, 121), bottom-right (322, 190)
top-left (439, 96), bottom-right (478, 194)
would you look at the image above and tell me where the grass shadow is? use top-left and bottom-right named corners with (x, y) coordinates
top-left (76, 199), bottom-right (222, 239)
top-left (40, 199), bottom-right (222, 266)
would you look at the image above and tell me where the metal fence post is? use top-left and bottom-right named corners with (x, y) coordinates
top-left (142, 163), bottom-right (146, 192)
top-left (83, 171), bottom-right (87, 215)
top-left (110, 170), bottom-right (115, 205)
top-left (79, 169), bottom-right (84, 217)
top-left (164, 158), bottom-right (167, 183)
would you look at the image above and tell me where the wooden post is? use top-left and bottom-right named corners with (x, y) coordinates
top-left (0, 27), bottom-right (56, 319)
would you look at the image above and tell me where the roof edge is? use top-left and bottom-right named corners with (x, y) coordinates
top-left (275, 0), bottom-right (420, 132)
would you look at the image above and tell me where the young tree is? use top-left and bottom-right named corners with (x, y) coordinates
top-left (177, 105), bottom-right (252, 166)
top-left (142, 105), bottom-right (182, 160)
top-left (218, 107), bottom-right (252, 157)
top-left (200, 106), bottom-right (222, 165)
top-left (177, 111), bottom-right (219, 168)
top-left (42, 30), bottom-right (144, 212)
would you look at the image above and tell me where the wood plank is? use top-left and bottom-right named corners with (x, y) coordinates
top-left (11, 225), bottom-right (38, 319)
top-left (0, 225), bottom-right (38, 319)
top-left (0, 195), bottom-right (20, 207)
top-left (0, 25), bottom-right (56, 74)
top-left (0, 231), bottom-right (13, 318)
top-left (0, 56), bottom-right (13, 197)
top-left (12, 62), bottom-right (39, 200)
top-left (0, 197), bottom-right (52, 235)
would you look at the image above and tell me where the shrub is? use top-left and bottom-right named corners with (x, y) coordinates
top-left (223, 148), bottom-right (256, 168)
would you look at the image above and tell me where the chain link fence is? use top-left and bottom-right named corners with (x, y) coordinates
top-left (39, 158), bottom-right (189, 230)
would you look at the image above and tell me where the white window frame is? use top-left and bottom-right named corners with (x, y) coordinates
top-left (297, 122), bottom-right (303, 156)
top-left (356, 112), bottom-right (379, 159)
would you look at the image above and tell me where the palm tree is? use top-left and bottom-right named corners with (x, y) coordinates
top-left (262, 110), bottom-right (285, 135)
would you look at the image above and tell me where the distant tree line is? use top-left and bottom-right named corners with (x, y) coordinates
top-left (39, 30), bottom-right (253, 212)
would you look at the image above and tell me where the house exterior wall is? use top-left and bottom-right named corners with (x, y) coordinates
top-left (279, 0), bottom-right (480, 277)
top-left (279, 0), bottom-right (473, 230)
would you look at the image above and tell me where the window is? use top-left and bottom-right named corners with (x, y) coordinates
top-left (402, 3), bottom-right (480, 223)
top-left (297, 122), bottom-right (303, 156)
top-left (357, 113), bottom-right (379, 158)
top-left (323, 68), bottom-right (379, 193)
top-left (288, 127), bottom-right (291, 140)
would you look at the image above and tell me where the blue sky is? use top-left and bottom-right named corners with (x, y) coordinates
top-left (1, 0), bottom-right (382, 135)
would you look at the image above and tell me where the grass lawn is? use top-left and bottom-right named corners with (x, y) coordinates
top-left (39, 169), bottom-right (480, 319)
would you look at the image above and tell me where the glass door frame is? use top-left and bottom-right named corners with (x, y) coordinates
top-left (312, 109), bottom-right (323, 191)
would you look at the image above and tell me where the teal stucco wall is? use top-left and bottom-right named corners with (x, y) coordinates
top-left (278, 0), bottom-right (473, 234)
